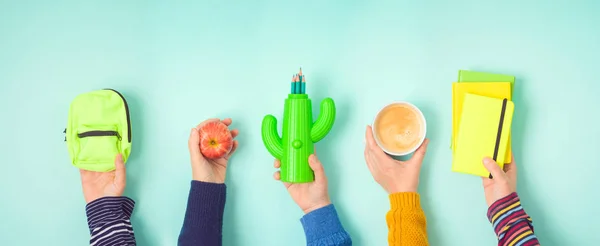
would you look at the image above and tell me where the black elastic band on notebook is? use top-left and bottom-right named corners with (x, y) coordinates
top-left (489, 98), bottom-right (508, 179)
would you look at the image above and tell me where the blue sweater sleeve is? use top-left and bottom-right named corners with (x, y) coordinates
top-left (300, 204), bottom-right (352, 246)
top-left (85, 196), bottom-right (136, 246)
top-left (178, 180), bottom-right (227, 246)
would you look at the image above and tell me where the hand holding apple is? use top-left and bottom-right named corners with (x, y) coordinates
top-left (188, 118), bottom-right (239, 183)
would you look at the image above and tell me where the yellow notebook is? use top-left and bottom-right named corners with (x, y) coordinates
top-left (452, 82), bottom-right (512, 161)
top-left (452, 93), bottom-right (514, 177)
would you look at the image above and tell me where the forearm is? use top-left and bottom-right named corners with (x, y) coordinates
top-left (178, 180), bottom-right (227, 246)
top-left (487, 192), bottom-right (539, 246)
top-left (300, 204), bottom-right (352, 246)
top-left (86, 196), bottom-right (136, 246)
top-left (386, 192), bottom-right (428, 246)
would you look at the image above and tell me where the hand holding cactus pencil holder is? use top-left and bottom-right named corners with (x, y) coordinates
top-left (261, 71), bottom-right (336, 183)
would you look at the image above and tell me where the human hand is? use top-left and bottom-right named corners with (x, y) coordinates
top-left (273, 154), bottom-right (331, 214)
top-left (80, 154), bottom-right (127, 203)
top-left (363, 126), bottom-right (429, 194)
top-left (482, 155), bottom-right (517, 207)
top-left (188, 118), bottom-right (239, 183)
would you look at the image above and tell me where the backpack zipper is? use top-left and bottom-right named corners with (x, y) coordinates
top-left (78, 130), bottom-right (122, 140)
top-left (105, 89), bottom-right (132, 143)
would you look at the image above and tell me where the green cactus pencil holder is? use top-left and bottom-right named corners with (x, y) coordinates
top-left (261, 94), bottom-right (336, 183)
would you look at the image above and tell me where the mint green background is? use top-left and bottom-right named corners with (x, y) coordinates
top-left (1, 1), bottom-right (599, 245)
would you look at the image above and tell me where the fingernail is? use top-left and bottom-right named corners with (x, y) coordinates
top-left (309, 155), bottom-right (316, 162)
top-left (482, 157), bottom-right (492, 164)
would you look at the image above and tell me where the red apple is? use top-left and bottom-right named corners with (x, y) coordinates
top-left (198, 121), bottom-right (233, 159)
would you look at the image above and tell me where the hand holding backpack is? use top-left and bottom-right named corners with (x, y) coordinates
top-left (66, 89), bottom-right (132, 172)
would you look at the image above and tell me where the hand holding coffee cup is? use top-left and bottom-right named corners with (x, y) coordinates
top-left (364, 102), bottom-right (429, 194)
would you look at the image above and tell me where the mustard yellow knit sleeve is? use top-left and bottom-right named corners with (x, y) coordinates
top-left (386, 192), bottom-right (428, 246)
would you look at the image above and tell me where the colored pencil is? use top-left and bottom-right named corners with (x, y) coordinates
top-left (297, 68), bottom-right (303, 94)
top-left (294, 74), bottom-right (300, 94)
top-left (301, 75), bottom-right (306, 94)
top-left (291, 74), bottom-right (296, 94)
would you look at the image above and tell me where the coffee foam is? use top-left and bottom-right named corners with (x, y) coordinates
top-left (374, 104), bottom-right (425, 154)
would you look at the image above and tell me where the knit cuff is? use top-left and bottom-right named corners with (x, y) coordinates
top-left (389, 192), bottom-right (421, 210)
top-left (85, 196), bottom-right (135, 233)
top-left (300, 204), bottom-right (350, 244)
top-left (182, 180), bottom-right (227, 230)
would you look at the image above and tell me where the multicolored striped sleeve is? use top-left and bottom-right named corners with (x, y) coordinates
top-left (487, 192), bottom-right (540, 246)
top-left (85, 196), bottom-right (136, 246)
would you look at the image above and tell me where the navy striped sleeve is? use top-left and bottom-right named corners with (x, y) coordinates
top-left (85, 196), bottom-right (136, 246)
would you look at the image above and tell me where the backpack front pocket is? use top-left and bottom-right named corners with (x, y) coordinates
top-left (77, 125), bottom-right (121, 163)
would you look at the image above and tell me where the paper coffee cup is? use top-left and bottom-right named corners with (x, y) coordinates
top-left (372, 102), bottom-right (427, 156)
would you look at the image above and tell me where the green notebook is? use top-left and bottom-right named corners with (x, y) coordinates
top-left (457, 70), bottom-right (515, 94)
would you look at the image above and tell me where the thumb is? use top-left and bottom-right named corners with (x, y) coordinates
top-left (409, 138), bottom-right (429, 167)
top-left (308, 154), bottom-right (327, 184)
top-left (188, 128), bottom-right (203, 164)
top-left (482, 157), bottom-right (506, 180)
top-left (114, 154), bottom-right (126, 187)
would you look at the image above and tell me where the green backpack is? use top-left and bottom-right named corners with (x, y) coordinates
top-left (66, 89), bottom-right (132, 172)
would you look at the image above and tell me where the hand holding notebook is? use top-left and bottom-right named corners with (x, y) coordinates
top-left (482, 155), bottom-right (517, 206)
